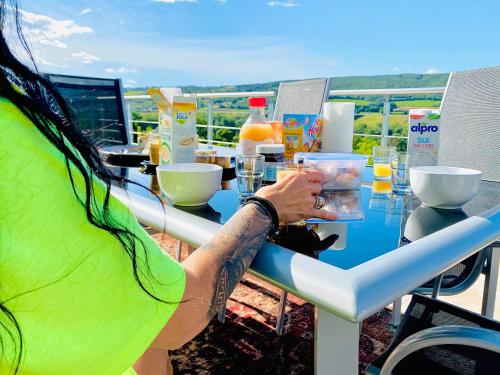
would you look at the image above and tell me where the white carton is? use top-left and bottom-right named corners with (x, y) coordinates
top-left (408, 109), bottom-right (440, 166)
top-left (148, 88), bottom-right (197, 164)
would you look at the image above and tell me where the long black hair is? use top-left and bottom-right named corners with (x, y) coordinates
top-left (0, 1), bottom-right (167, 373)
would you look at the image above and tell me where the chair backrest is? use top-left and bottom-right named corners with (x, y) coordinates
top-left (439, 66), bottom-right (500, 182)
top-left (45, 74), bottom-right (129, 146)
top-left (272, 78), bottom-right (330, 121)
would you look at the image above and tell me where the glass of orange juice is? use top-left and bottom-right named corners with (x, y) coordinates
top-left (373, 145), bottom-right (395, 183)
top-left (149, 138), bottom-right (161, 165)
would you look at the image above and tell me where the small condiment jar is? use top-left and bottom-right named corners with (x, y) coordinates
top-left (256, 144), bottom-right (286, 185)
top-left (214, 155), bottom-right (232, 168)
top-left (195, 149), bottom-right (216, 164)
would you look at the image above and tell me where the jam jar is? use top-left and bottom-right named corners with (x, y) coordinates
top-left (256, 144), bottom-right (286, 185)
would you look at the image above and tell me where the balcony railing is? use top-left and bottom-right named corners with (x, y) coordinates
top-left (124, 87), bottom-right (446, 150)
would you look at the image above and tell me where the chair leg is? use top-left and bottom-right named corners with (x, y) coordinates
top-left (482, 245), bottom-right (499, 318)
top-left (217, 307), bottom-right (226, 323)
top-left (431, 274), bottom-right (444, 299)
top-left (275, 290), bottom-right (288, 335)
top-left (391, 298), bottom-right (402, 327)
top-left (175, 241), bottom-right (182, 262)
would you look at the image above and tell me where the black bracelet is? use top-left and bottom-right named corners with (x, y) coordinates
top-left (243, 196), bottom-right (280, 234)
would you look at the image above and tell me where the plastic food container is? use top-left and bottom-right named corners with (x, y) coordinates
top-left (294, 152), bottom-right (369, 190)
top-left (306, 189), bottom-right (364, 223)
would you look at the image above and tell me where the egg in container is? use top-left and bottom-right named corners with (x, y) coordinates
top-left (294, 152), bottom-right (368, 190)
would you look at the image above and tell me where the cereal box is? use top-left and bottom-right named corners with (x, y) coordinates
top-left (282, 114), bottom-right (322, 159)
top-left (408, 109), bottom-right (440, 166)
top-left (148, 88), bottom-right (197, 164)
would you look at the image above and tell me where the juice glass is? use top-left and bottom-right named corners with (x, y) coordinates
top-left (276, 163), bottom-right (312, 181)
top-left (373, 146), bottom-right (395, 182)
top-left (149, 138), bottom-right (161, 165)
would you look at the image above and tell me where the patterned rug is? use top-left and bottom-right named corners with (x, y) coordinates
top-left (150, 233), bottom-right (395, 375)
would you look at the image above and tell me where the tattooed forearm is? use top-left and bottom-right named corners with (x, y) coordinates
top-left (197, 203), bottom-right (272, 319)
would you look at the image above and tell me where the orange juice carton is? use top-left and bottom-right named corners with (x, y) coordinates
top-left (408, 109), bottom-right (440, 166)
top-left (282, 114), bottom-right (322, 160)
top-left (148, 88), bottom-right (197, 164)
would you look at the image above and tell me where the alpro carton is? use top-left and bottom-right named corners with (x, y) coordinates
top-left (148, 88), bottom-right (197, 164)
top-left (408, 109), bottom-right (441, 166)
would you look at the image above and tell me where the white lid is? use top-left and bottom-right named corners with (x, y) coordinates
top-left (256, 144), bottom-right (285, 154)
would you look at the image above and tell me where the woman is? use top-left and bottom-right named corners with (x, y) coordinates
top-left (0, 1), bottom-right (335, 374)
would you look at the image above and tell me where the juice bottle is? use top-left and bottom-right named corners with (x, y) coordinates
top-left (238, 97), bottom-right (274, 155)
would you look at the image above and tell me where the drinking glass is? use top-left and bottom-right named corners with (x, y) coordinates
top-left (276, 163), bottom-right (312, 181)
top-left (149, 138), bottom-right (160, 165)
top-left (369, 193), bottom-right (390, 212)
top-left (373, 145), bottom-right (395, 182)
top-left (235, 154), bottom-right (264, 198)
top-left (391, 152), bottom-right (412, 195)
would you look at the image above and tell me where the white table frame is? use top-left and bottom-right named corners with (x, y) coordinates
top-left (112, 188), bottom-right (500, 375)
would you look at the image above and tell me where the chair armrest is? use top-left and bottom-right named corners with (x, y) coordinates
top-left (380, 325), bottom-right (500, 375)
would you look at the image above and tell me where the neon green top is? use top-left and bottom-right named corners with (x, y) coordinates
top-left (0, 98), bottom-right (186, 374)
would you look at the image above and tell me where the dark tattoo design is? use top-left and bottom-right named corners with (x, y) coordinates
top-left (199, 203), bottom-right (273, 319)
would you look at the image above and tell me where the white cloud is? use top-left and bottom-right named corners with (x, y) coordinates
top-left (267, 1), bottom-right (298, 7)
top-left (37, 57), bottom-right (68, 68)
top-left (105, 67), bottom-right (137, 73)
top-left (81, 8), bottom-right (92, 15)
top-left (72, 51), bottom-right (100, 64)
top-left (392, 67), bottom-right (400, 72)
top-left (214, 0), bottom-right (227, 3)
top-left (124, 79), bottom-right (138, 88)
top-left (154, 0), bottom-right (198, 3)
top-left (20, 9), bottom-right (93, 49)
top-left (425, 67), bottom-right (441, 74)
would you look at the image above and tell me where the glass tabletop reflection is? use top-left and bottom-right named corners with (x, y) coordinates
top-left (115, 166), bottom-right (500, 271)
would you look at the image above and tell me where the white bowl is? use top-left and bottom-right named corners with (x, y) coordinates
top-left (156, 163), bottom-right (222, 206)
top-left (409, 166), bottom-right (482, 209)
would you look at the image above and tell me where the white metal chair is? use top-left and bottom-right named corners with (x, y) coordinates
top-left (391, 66), bottom-right (500, 326)
top-left (272, 78), bottom-right (331, 121)
top-left (368, 294), bottom-right (500, 375)
top-left (272, 77), bottom-right (331, 334)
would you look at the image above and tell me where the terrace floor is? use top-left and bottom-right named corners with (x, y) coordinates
top-left (148, 231), bottom-right (498, 374)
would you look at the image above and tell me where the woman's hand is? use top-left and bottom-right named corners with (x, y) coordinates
top-left (255, 170), bottom-right (337, 223)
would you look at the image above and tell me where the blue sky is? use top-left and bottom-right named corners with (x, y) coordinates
top-left (11, 0), bottom-right (500, 87)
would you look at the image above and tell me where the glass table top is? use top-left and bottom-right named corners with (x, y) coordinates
top-left (115, 166), bottom-right (500, 270)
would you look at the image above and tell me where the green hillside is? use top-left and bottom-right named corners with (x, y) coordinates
top-left (128, 73), bottom-right (449, 152)
top-left (125, 73), bottom-right (449, 96)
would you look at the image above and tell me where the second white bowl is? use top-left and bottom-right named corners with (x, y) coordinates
top-left (409, 166), bottom-right (482, 209)
top-left (156, 163), bottom-right (223, 206)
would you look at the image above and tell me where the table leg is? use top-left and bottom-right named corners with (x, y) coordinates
top-left (391, 298), bottom-right (402, 327)
top-left (315, 308), bottom-right (359, 375)
top-left (482, 245), bottom-right (499, 318)
top-left (275, 291), bottom-right (288, 335)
